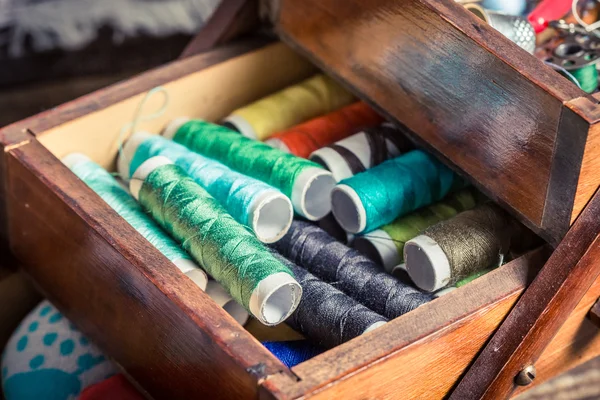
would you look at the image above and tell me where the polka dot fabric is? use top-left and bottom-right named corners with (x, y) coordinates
top-left (1, 300), bottom-right (117, 400)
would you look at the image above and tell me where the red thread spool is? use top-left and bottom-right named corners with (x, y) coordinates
top-left (528, 0), bottom-right (572, 33)
top-left (267, 102), bottom-right (384, 158)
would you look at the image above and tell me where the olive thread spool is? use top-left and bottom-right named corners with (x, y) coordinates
top-left (404, 203), bottom-right (522, 292)
top-left (163, 118), bottom-right (336, 221)
top-left (310, 123), bottom-right (414, 182)
top-left (223, 74), bottom-right (355, 140)
top-left (63, 153), bottom-right (251, 325)
top-left (130, 156), bottom-right (302, 325)
top-left (353, 188), bottom-right (478, 273)
top-left (119, 132), bottom-right (293, 243)
top-left (265, 102), bottom-right (384, 158)
top-left (332, 150), bottom-right (464, 234)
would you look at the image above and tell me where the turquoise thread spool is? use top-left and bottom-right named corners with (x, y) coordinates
top-left (331, 150), bottom-right (463, 234)
top-left (130, 156), bottom-right (302, 325)
top-left (119, 132), bottom-right (293, 243)
top-left (163, 118), bottom-right (336, 221)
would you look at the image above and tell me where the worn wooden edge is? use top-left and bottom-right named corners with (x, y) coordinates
top-left (7, 140), bottom-right (295, 397)
top-left (0, 37), bottom-right (273, 147)
top-left (451, 187), bottom-right (600, 399)
top-left (541, 106), bottom-right (590, 245)
top-left (421, 0), bottom-right (586, 105)
top-left (261, 247), bottom-right (550, 399)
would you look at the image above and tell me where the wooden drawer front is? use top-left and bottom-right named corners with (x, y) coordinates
top-left (274, 0), bottom-right (600, 244)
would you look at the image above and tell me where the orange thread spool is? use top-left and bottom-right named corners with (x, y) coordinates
top-left (267, 102), bottom-right (384, 158)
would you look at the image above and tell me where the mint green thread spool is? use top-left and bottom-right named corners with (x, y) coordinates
top-left (130, 156), bottom-right (302, 325)
top-left (64, 153), bottom-right (250, 325)
top-left (118, 132), bottom-right (293, 243)
top-left (163, 117), bottom-right (336, 221)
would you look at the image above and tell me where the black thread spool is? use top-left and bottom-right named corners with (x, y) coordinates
top-left (272, 252), bottom-right (388, 348)
top-left (272, 221), bottom-right (433, 319)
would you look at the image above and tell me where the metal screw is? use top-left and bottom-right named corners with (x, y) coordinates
top-left (515, 365), bottom-right (536, 386)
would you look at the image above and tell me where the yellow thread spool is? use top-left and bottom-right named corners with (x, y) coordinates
top-left (224, 74), bottom-right (355, 140)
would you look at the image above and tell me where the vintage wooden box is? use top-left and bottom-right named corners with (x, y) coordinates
top-left (2, 0), bottom-right (600, 398)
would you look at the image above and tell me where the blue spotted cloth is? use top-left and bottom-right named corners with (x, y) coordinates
top-left (263, 341), bottom-right (323, 368)
top-left (1, 300), bottom-right (117, 400)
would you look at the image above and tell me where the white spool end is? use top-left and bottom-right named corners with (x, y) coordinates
top-left (248, 190), bottom-right (293, 243)
top-left (249, 272), bottom-right (302, 326)
top-left (404, 234), bottom-right (451, 292)
top-left (222, 114), bottom-right (257, 139)
top-left (172, 258), bottom-right (208, 291)
top-left (162, 117), bottom-right (191, 140)
top-left (205, 280), bottom-right (249, 326)
top-left (130, 156), bottom-right (174, 200)
top-left (292, 167), bottom-right (336, 221)
top-left (265, 138), bottom-right (290, 153)
top-left (433, 286), bottom-right (457, 298)
top-left (363, 320), bottom-right (387, 334)
top-left (353, 230), bottom-right (400, 273)
top-left (117, 131), bottom-right (154, 181)
top-left (391, 263), bottom-right (412, 283)
top-left (331, 184), bottom-right (366, 234)
top-left (309, 147), bottom-right (353, 182)
top-left (62, 152), bottom-right (91, 169)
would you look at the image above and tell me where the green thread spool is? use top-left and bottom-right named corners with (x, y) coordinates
top-left (353, 188), bottom-right (478, 273)
top-left (163, 118), bottom-right (336, 220)
top-left (62, 153), bottom-right (208, 291)
top-left (569, 64), bottom-right (599, 94)
top-left (130, 156), bottom-right (302, 325)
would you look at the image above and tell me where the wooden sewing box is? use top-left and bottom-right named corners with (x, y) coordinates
top-left (2, 0), bottom-right (600, 398)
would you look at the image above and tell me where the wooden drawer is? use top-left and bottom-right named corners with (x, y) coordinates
top-left (2, 39), bottom-right (600, 399)
top-left (268, 0), bottom-right (600, 245)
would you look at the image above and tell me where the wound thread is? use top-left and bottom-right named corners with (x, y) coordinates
top-left (354, 188), bottom-right (478, 271)
top-left (275, 253), bottom-right (388, 348)
top-left (310, 123), bottom-right (414, 181)
top-left (332, 150), bottom-right (464, 234)
top-left (168, 119), bottom-right (335, 220)
top-left (272, 221), bottom-right (433, 320)
top-left (223, 74), bottom-right (355, 140)
top-left (266, 102), bottom-right (383, 158)
top-left (405, 203), bottom-right (522, 292)
top-left (263, 340), bottom-right (324, 368)
top-left (133, 159), bottom-right (301, 325)
top-left (127, 134), bottom-right (292, 243)
top-left (64, 154), bottom-right (208, 290)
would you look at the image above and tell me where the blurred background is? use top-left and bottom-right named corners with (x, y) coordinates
top-left (0, 0), bottom-right (221, 126)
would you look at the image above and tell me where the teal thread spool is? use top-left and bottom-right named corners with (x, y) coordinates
top-left (163, 118), bottom-right (336, 221)
top-left (331, 150), bottom-right (464, 234)
top-left (569, 64), bottom-right (599, 94)
top-left (119, 132), bottom-right (293, 243)
top-left (64, 154), bottom-right (249, 325)
top-left (130, 156), bottom-right (302, 325)
top-left (63, 153), bottom-right (208, 291)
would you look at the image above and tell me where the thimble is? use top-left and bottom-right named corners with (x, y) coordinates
top-left (465, 4), bottom-right (536, 54)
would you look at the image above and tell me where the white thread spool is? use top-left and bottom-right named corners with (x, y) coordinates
top-left (120, 131), bottom-right (293, 243)
top-left (309, 126), bottom-right (401, 182)
top-left (163, 118), bottom-right (335, 221)
top-left (353, 230), bottom-right (400, 273)
top-left (205, 280), bottom-right (249, 326)
top-left (403, 234), bottom-right (452, 292)
top-left (63, 152), bottom-right (208, 292)
top-left (130, 156), bottom-right (302, 326)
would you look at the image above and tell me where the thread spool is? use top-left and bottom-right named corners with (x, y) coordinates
top-left (63, 153), bottom-right (208, 291)
top-left (130, 156), bottom-right (302, 326)
top-left (274, 252), bottom-right (388, 348)
top-left (222, 74), bottom-right (355, 140)
top-left (265, 102), bottom-right (384, 158)
top-left (309, 123), bottom-right (413, 182)
top-left (318, 213), bottom-right (355, 245)
top-left (332, 150), bottom-right (463, 234)
top-left (353, 188), bottom-right (478, 272)
top-left (120, 132), bottom-right (293, 243)
top-left (404, 203), bottom-right (520, 292)
top-left (263, 340), bottom-right (324, 368)
top-left (272, 221), bottom-right (433, 320)
top-left (205, 280), bottom-right (249, 326)
top-left (163, 118), bottom-right (336, 221)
